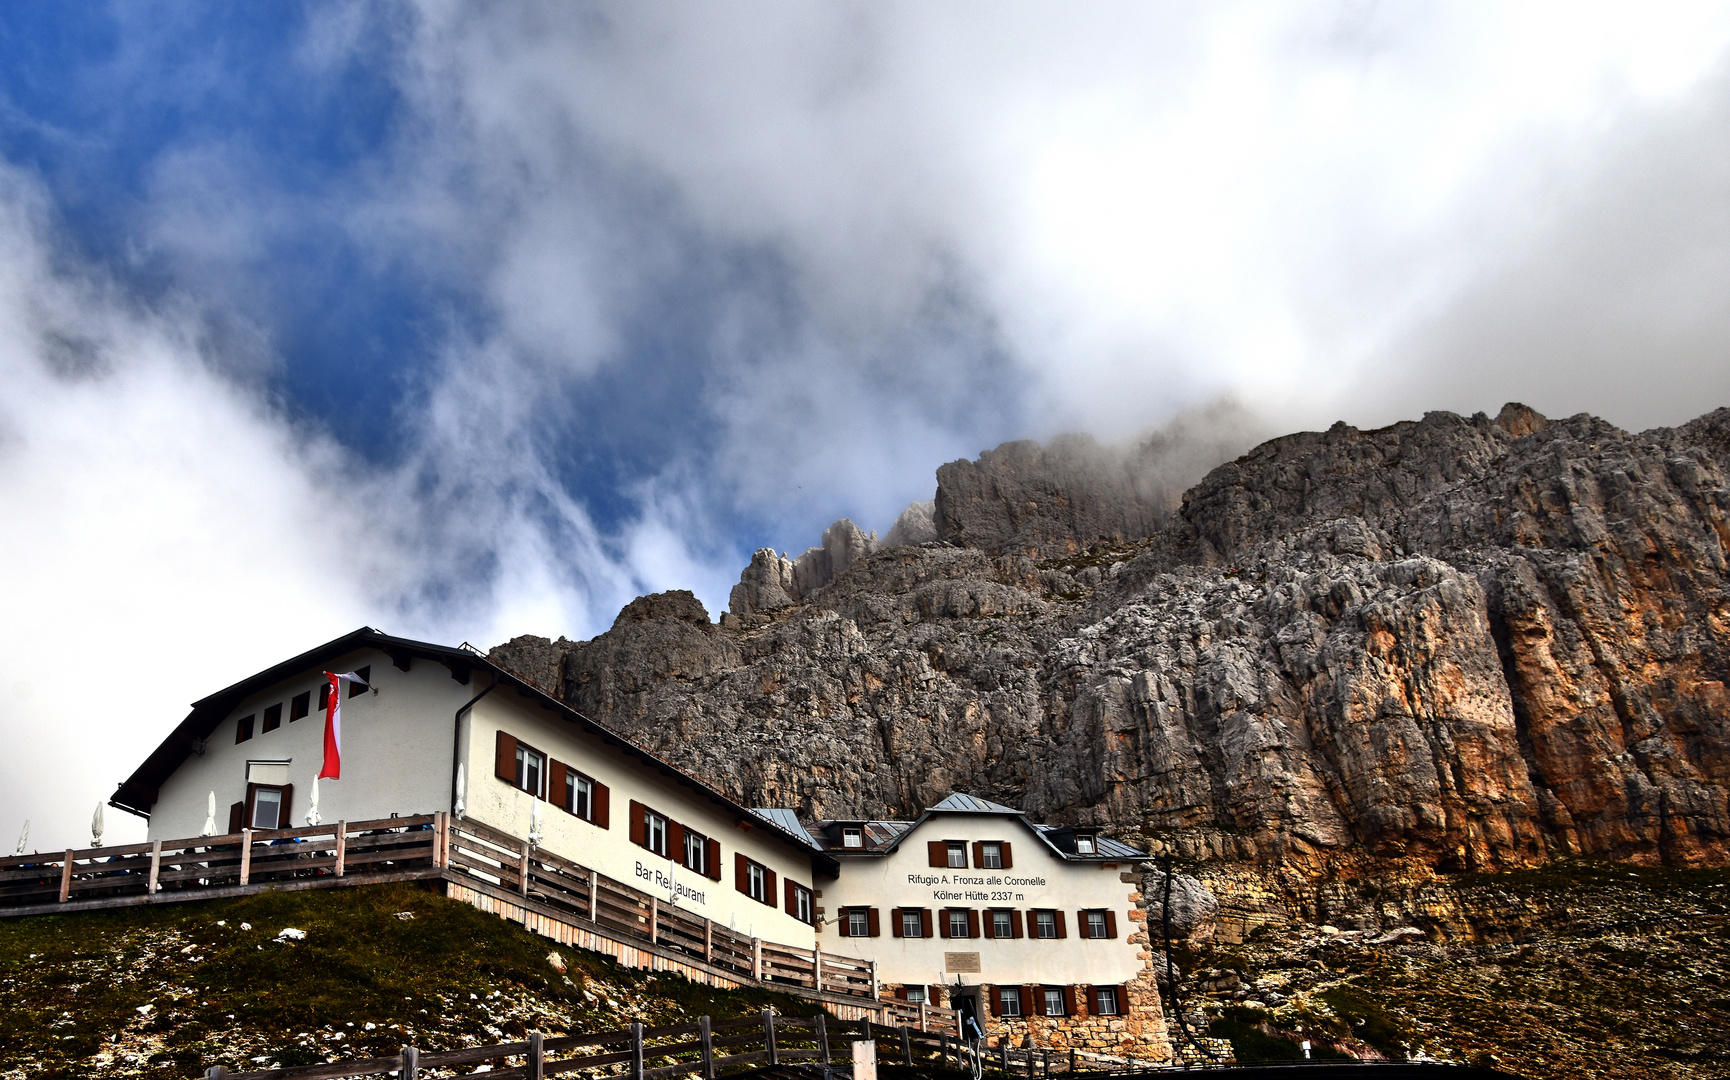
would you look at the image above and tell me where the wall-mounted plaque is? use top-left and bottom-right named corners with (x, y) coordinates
top-left (944, 952), bottom-right (981, 973)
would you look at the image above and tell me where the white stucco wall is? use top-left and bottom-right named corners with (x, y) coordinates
top-left (149, 648), bottom-right (467, 840)
top-left (460, 694), bottom-right (819, 946)
top-left (819, 814), bottom-right (1143, 987)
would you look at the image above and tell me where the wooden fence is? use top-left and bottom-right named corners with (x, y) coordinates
top-left (201, 1010), bottom-right (1011, 1080)
top-left (0, 813), bottom-right (886, 1007)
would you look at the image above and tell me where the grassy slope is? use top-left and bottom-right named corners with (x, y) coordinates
top-left (0, 882), bottom-right (824, 1079)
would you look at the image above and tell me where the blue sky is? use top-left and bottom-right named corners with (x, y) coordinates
top-left (4, 1), bottom-right (1730, 848)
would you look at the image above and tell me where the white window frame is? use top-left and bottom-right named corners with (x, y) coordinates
top-left (991, 910), bottom-right (1013, 938)
top-left (1086, 910), bottom-right (1108, 938)
top-left (946, 842), bottom-right (967, 868)
top-left (847, 909), bottom-right (869, 936)
top-left (570, 773), bottom-right (593, 820)
top-left (250, 786), bottom-right (284, 830)
top-left (1075, 834), bottom-right (1097, 855)
top-left (901, 910), bottom-right (924, 938)
top-left (683, 828), bottom-right (708, 874)
top-left (842, 825), bottom-right (864, 848)
top-left (1094, 987), bottom-right (1119, 1016)
top-left (906, 985), bottom-right (926, 1004)
top-left (644, 809), bottom-right (668, 857)
top-left (515, 744), bottom-right (546, 797)
top-left (999, 987), bottom-right (1022, 1017)
top-left (794, 884), bottom-right (813, 923)
top-left (1035, 910), bottom-right (1057, 938)
top-left (947, 910), bottom-right (970, 938)
top-left (747, 862), bottom-right (767, 902)
top-left (980, 842), bottom-right (1003, 868)
top-left (1043, 988), bottom-right (1065, 1016)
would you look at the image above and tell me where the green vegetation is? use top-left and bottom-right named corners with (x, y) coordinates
top-left (0, 882), bottom-right (821, 1078)
top-left (1318, 985), bottom-right (1408, 1059)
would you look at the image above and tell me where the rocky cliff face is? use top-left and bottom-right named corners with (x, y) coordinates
top-left (492, 403), bottom-right (1730, 873)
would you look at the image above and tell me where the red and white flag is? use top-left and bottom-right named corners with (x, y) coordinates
top-left (319, 671), bottom-right (371, 780)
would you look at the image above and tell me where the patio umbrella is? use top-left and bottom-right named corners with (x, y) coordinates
top-left (202, 791), bottom-right (218, 837)
top-left (13, 819), bottom-right (26, 856)
top-left (528, 793), bottom-right (544, 846)
top-left (454, 763), bottom-right (467, 820)
top-left (91, 802), bottom-right (104, 848)
top-left (305, 777), bottom-right (321, 827)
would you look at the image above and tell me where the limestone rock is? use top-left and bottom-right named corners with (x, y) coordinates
top-left (728, 548), bottom-right (797, 616)
top-left (884, 500), bottom-right (938, 546)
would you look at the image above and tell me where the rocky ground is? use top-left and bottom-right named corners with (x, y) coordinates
top-left (0, 883), bottom-right (825, 1079)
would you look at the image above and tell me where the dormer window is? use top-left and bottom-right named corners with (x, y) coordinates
top-left (1075, 834), bottom-right (1097, 855)
top-left (842, 825), bottom-right (864, 848)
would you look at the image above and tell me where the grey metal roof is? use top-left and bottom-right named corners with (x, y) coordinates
top-left (930, 792), bottom-right (1020, 814)
top-left (750, 808), bottom-right (819, 848)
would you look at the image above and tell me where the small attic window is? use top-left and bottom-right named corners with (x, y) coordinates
top-left (1075, 834), bottom-right (1097, 855)
top-left (842, 825), bottom-right (864, 848)
top-left (235, 714), bottom-right (255, 744)
top-left (348, 665), bottom-right (371, 698)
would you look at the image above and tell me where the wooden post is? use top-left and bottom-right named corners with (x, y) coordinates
top-left (703, 917), bottom-right (713, 963)
top-left (938, 1032), bottom-right (948, 1069)
top-left (527, 1031), bottom-right (544, 1080)
top-left (401, 1046), bottom-right (418, 1080)
top-left (751, 937), bottom-right (762, 980)
top-left (434, 811), bottom-right (448, 869)
top-left (238, 829), bottom-right (252, 886)
top-left (1000, 1039), bottom-right (1008, 1072)
top-left (869, 958), bottom-right (879, 1001)
top-left (58, 850), bottom-right (73, 902)
top-left (587, 869), bottom-right (598, 922)
top-left (334, 821), bottom-right (347, 878)
top-left (649, 896), bottom-right (659, 943)
top-left (816, 1012), bottom-right (830, 1065)
top-left (763, 1007), bottom-right (777, 1067)
top-left (900, 1025), bottom-right (912, 1066)
top-left (1068, 1048), bottom-right (1075, 1074)
top-left (1027, 1041), bottom-right (1035, 1079)
top-left (147, 840), bottom-right (162, 895)
top-left (813, 946), bottom-right (822, 991)
top-left (1043, 1048), bottom-right (1050, 1078)
top-left (630, 1022), bottom-right (645, 1080)
top-left (700, 1015), bottom-right (715, 1080)
top-left (517, 843), bottom-right (530, 897)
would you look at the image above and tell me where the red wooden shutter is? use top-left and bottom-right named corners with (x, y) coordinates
top-left (1010, 910), bottom-right (1024, 938)
top-left (735, 852), bottom-right (749, 893)
top-left (244, 783), bottom-right (258, 828)
top-left (278, 785), bottom-right (293, 828)
top-left (629, 801), bottom-right (646, 847)
top-left (919, 909), bottom-right (933, 937)
top-left (938, 909), bottom-right (950, 939)
top-left (895, 985), bottom-right (908, 1000)
top-left (227, 801), bottom-right (244, 834)
top-left (837, 908), bottom-right (852, 937)
top-left (1055, 910), bottom-right (1067, 939)
top-left (706, 838), bottom-right (722, 880)
top-left (763, 868), bottom-right (776, 905)
top-left (667, 820), bottom-right (684, 861)
top-left (1105, 910), bottom-right (1118, 939)
top-left (495, 730), bottom-right (517, 783)
top-left (593, 781), bottom-right (610, 828)
top-left (868, 908), bottom-right (881, 937)
top-left (548, 761), bottom-right (568, 811)
top-left (1078, 910), bottom-right (1089, 937)
top-left (929, 985), bottom-right (943, 1005)
top-left (992, 986), bottom-right (1005, 1015)
top-left (966, 909), bottom-right (980, 938)
top-left (1063, 986), bottom-right (1077, 1015)
top-left (972, 841), bottom-right (984, 867)
top-left (1087, 986), bottom-right (1101, 1014)
top-left (1000, 842), bottom-right (1012, 869)
top-left (785, 878), bottom-right (796, 915)
top-left (891, 908), bottom-right (904, 938)
top-left (927, 840), bottom-right (946, 867)
top-left (1117, 984), bottom-right (1130, 1014)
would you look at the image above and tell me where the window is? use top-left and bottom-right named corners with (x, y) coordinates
top-left (235, 714), bottom-right (254, 743)
top-left (748, 863), bottom-right (767, 902)
top-left (735, 854), bottom-right (776, 905)
top-left (683, 828), bottom-right (708, 874)
top-left (1043, 988), bottom-right (1067, 1017)
top-left (947, 910), bottom-right (971, 938)
top-left (947, 842), bottom-right (967, 868)
top-left (998, 987), bottom-right (1022, 1017)
top-left (1082, 909), bottom-right (1117, 939)
top-left (252, 787), bottom-right (283, 829)
top-left (348, 664), bottom-right (371, 698)
top-left (1034, 910), bottom-right (1061, 939)
top-left (1075, 834), bottom-right (1097, 855)
top-left (1087, 911), bottom-right (1107, 938)
top-left (318, 682), bottom-right (331, 711)
top-left (569, 772), bottom-right (592, 819)
top-left (515, 744), bottom-right (546, 798)
top-left (1092, 986), bottom-right (1120, 1016)
top-left (290, 691), bottom-right (310, 721)
top-left (991, 910), bottom-right (1013, 938)
top-left (788, 882), bottom-right (813, 924)
top-left (262, 703), bottom-right (282, 733)
top-left (900, 910), bottom-right (925, 938)
top-left (847, 909), bottom-right (870, 936)
top-left (643, 808), bottom-right (668, 857)
top-left (842, 825), bottom-right (863, 848)
top-left (979, 842), bottom-right (1003, 868)
top-left (906, 985), bottom-right (926, 1004)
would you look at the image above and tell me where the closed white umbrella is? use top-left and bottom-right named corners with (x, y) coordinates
top-left (13, 819), bottom-right (27, 856)
top-left (202, 791), bottom-right (218, 837)
top-left (91, 802), bottom-right (104, 848)
top-left (305, 777), bottom-right (321, 827)
top-left (528, 793), bottom-right (544, 846)
top-left (454, 763), bottom-right (467, 820)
